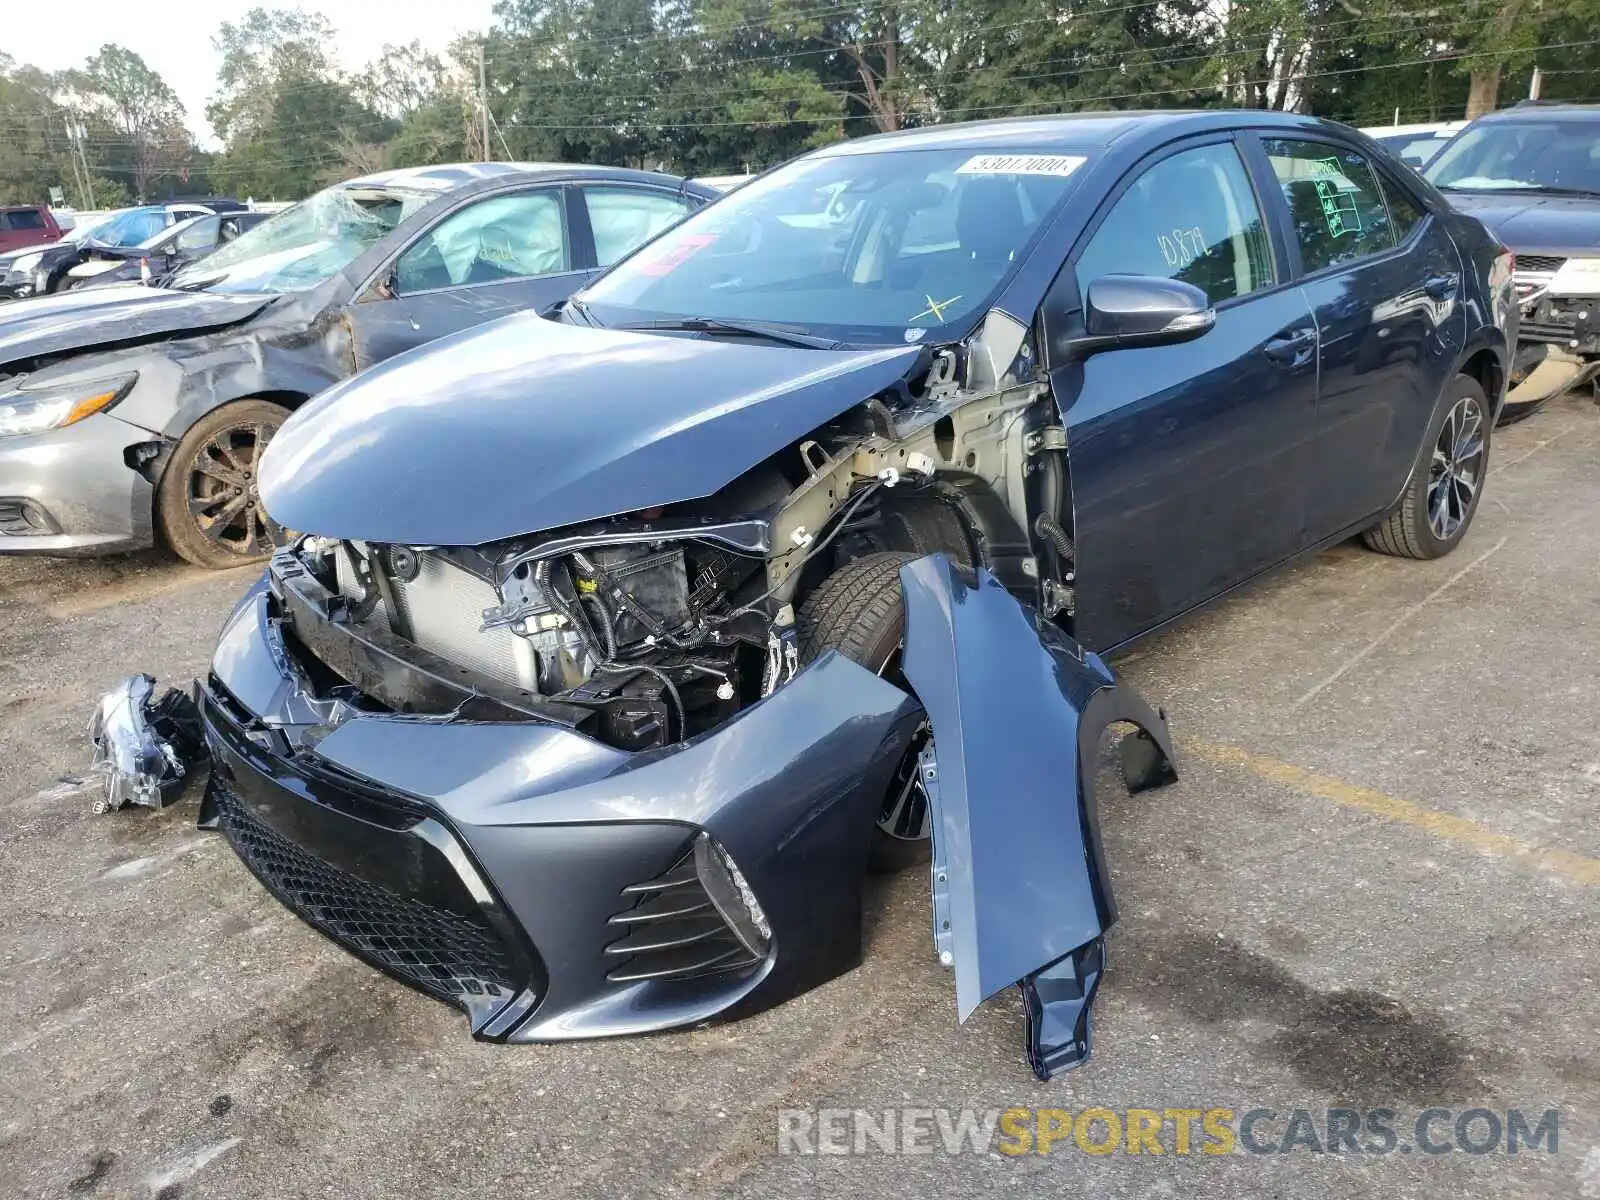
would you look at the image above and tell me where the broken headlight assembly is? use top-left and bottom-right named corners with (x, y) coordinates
top-left (87, 674), bottom-right (208, 812)
top-left (0, 372), bottom-right (137, 440)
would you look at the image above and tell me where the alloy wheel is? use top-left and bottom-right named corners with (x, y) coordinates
top-left (1427, 394), bottom-right (1485, 541)
top-left (186, 421), bottom-right (284, 559)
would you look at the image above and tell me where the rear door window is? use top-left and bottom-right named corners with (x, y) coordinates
top-left (4, 210), bottom-right (46, 231)
top-left (582, 187), bottom-right (693, 267)
top-left (1378, 173), bottom-right (1428, 242)
top-left (1262, 138), bottom-right (1397, 272)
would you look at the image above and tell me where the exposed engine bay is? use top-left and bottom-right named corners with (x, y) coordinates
top-left (277, 310), bottom-right (1072, 754)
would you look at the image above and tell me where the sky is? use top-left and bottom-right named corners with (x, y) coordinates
top-left (7, 1), bottom-right (497, 148)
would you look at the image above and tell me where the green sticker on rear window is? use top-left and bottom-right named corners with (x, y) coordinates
top-left (1311, 157), bottom-right (1363, 239)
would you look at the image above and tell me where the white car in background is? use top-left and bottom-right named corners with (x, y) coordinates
top-left (1361, 121), bottom-right (1468, 170)
top-left (694, 174), bottom-right (755, 192)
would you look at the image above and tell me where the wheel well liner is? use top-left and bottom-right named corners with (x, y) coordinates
top-left (1460, 347), bottom-right (1505, 410)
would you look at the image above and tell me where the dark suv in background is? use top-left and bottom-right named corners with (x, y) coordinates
top-left (1426, 102), bottom-right (1600, 417)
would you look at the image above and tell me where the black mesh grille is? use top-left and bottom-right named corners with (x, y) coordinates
top-left (216, 782), bottom-right (518, 1008)
top-left (604, 846), bottom-right (762, 983)
top-left (1514, 254), bottom-right (1566, 275)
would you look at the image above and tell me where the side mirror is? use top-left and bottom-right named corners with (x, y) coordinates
top-left (1073, 274), bottom-right (1215, 356)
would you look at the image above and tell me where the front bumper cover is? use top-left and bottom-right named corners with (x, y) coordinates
top-left (0, 411), bottom-right (155, 555)
top-left (201, 575), bottom-right (922, 1041)
top-left (200, 551), bottom-right (1177, 1074)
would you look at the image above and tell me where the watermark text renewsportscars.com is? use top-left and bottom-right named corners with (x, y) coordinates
top-left (777, 1106), bottom-right (1560, 1157)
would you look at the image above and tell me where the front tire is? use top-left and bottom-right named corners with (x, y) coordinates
top-left (157, 399), bottom-right (291, 569)
top-left (797, 551), bottom-right (931, 873)
top-left (1362, 374), bottom-right (1490, 560)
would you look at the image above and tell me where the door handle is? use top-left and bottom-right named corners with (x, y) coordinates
top-left (1423, 272), bottom-right (1460, 300)
top-left (1262, 328), bottom-right (1316, 364)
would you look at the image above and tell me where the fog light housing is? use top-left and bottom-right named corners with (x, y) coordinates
top-left (693, 833), bottom-right (771, 958)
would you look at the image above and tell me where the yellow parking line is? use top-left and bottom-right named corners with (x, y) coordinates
top-left (1182, 738), bottom-right (1600, 887)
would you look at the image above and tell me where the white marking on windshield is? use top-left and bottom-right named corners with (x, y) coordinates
top-left (955, 154), bottom-right (1086, 177)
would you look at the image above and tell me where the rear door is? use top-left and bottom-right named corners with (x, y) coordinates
top-left (346, 185), bottom-right (587, 370)
top-left (1051, 136), bottom-right (1320, 651)
top-left (1250, 135), bottom-right (1465, 539)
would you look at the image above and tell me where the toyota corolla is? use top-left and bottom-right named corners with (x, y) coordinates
top-left (195, 112), bottom-right (1513, 1077)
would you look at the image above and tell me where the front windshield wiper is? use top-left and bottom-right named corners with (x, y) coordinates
top-left (1439, 182), bottom-right (1600, 198)
top-left (616, 316), bottom-right (845, 351)
top-left (1522, 185), bottom-right (1600, 199)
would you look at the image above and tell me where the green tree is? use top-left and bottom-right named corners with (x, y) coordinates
top-left (1331, 0), bottom-right (1600, 119)
top-left (0, 55), bottom-right (77, 205)
top-left (207, 7), bottom-right (392, 198)
top-left (66, 45), bottom-right (191, 199)
top-left (355, 42), bottom-right (456, 119)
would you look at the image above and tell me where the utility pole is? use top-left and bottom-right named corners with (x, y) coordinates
top-left (478, 41), bottom-right (492, 162)
top-left (63, 118), bottom-right (88, 210)
top-left (1529, 66), bottom-right (1544, 101)
top-left (64, 118), bottom-right (93, 210)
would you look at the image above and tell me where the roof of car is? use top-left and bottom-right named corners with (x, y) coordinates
top-left (818, 110), bottom-right (1354, 156)
top-left (345, 162), bottom-right (697, 192)
top-left (1471, 102), bottom-right (1600, 122)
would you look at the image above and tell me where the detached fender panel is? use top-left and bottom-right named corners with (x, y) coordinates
top-left (899, 554), bottom-right (1176, 1078)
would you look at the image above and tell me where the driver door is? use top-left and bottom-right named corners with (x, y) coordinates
top-left (346, 186), bottom-right (589, 371)
top-left (1048, 137), bottom-right (1320, 651)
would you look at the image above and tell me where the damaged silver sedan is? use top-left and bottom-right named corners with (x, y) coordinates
top-left (189, 111), bottom-right (1511, 1076)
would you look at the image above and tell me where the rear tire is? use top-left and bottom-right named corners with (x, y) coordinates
top-left (1362, 375), bottom-right (1489, 560)
top-left (798, 552), bottom-right (930, 873)
top-left (157, 399), bottom-right (291, 569)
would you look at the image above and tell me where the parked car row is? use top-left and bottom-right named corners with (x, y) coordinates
top-left (0, 200), bottom-right (247, 301)
top-left (1421, 103), bottom-right (1600, 413)
top-left (62, 109), bottom-right (1534, 1085)
top-left (0, 164), bottom-right (717, 563)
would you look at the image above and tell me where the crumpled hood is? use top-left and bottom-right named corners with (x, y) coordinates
top-left (1446, 192), bottom-right (1600, 255)
top-left (259, 312), bottom-right (922, 546)
top-left (0, 285), bottom-right (272, 372)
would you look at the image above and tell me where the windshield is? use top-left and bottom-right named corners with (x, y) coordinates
top-left (64, 215), bottom-right (113, 245)
top-left (1426, 121), bottom-right (1600, 193)
top-left (578, 147), bottom-right (1089, 344)
top-left (83, 207), bottom-right (168, 248)
top-left (169, 183), bottom-right (433, 294)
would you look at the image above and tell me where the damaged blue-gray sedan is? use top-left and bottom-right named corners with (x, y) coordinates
top-left (191, 111), bottom-right (1513, 1077)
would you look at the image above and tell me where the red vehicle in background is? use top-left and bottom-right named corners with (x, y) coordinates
top-left (0, 206), bottom-right (62, 255)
